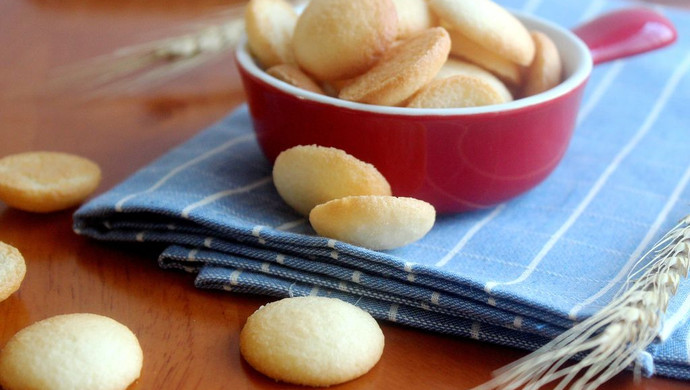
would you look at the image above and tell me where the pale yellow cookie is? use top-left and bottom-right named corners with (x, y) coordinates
top-left (244, 0), bottom-right (298, 68)
top-left (266, 63), bottom-right (325, 94)
top-left (0, 313), bottom-right (143, 390)
top-left (523, 30), bottom-right (562, 97)
top-left (0, 242), bottom-right (26, 302)
top-left (0, 151), bottom-right (101, 213)
top-left (273, 145), bottom-right (391, 216)
top-left (428, 0), bottom-right (534, 66)
top-left (392, 0), bottom-right (436, 39)
top-left (339, 27), bottom-right (451, 106)
top-left (240, 296), bottom-right (384, 387)
top-left (292, 0), bottom-right (397, 81)
top-left (435, 58), bottom-right (513, 102)
top-left (407, 74), bottom-right (507, 108)
top-left (309, 195), bottom-right (435, 250)
top-left (447, 27), bottom-right (523, 86)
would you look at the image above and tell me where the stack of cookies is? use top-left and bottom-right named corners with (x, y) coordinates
top-left (245, 0), bottom-right (562, 109)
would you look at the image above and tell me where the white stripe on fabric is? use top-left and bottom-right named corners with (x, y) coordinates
top-left (251, 226), bottom-right (263, 237)
top-left (576, 60), bottom-right (625, 125)
top-left (470, 322), bottom-right (481, 339)
top-left (660, 294), bottom-right (690, 341)
top-left (431, 291), bottom-right (441, 305)
top-left (114, 133), bottom-right (253, 211)
top-left (274, 219), bottom-right (306, 231)
top-left (388, 304), bottom-right (399, 322)
top-left (520, 0), bottom-right (542, 14)
top-left (180, 176), bottom-right (272, 218)
top-left (570, 162), bottom-right (690, 320)
top-left (436, 204), bottom-right (505, 267)
top-left (513, 316), bottom-right (524, 329)
top-left (485, 52), bottom-right (690, 294)
top-left (578, 0), bottom-right (606, 23)
top-left (229, 270), bottom-right (241, 286)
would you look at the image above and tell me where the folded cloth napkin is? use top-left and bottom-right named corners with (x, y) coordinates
top-left (74, 0), bottom-right (690, 384)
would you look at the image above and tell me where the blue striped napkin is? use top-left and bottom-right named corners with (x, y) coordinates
top-left (73, 0), bottom-right (690, 382)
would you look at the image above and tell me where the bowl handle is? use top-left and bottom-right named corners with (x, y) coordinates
top-left (572, 7), bottom-right (677, 65)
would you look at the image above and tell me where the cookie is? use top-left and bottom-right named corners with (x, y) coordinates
top-left (428, 0), bottom-right (534, 66)
top-left (266, 63), bottom-right (325, 94)
top-left (435, 58), bottom-right (512, 102)
top-left (244, 0), bottom-right (298, 68)
top-left (523, 31), bottom-right (562, 97)
top-left (339, 27), bottom-right (451, 106)
top-left (0, 313), bottom-right (143, 390)
top-left (392, 0), bottom-right (436, 39)
top-left (272, 145), bottom-right (391, 216)
top-left (0, 242), bottom-right (26, 302)
top-left (292, 0), bottom-right (397, 81)
top-left (309, 195), bottom-right (435, 250)
top-left (407, 74), bottom-right (508, 108)
top-left (446, 27), bottom-right (523, 86)
top-left (0, 151), bottom-right (101, 213)
top-left (240, 296), bottom-right (384, 387)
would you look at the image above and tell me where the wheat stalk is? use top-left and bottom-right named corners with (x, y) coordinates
top-left (52, 5), bottom-right (248, 96)
top-left (53, 0), bottom-right (311, 96)
top-left (472, 215), bottom-right (690, 390)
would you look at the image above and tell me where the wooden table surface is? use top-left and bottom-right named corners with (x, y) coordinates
top-left (1, 1), bottom-right (688, 389)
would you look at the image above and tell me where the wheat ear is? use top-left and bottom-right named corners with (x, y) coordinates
top-left (50, 5), bottom-right (252, 96)
top-left (53, 0), bottom-right (310, 95)
top-left (472, 215), bottom-right (690, 390)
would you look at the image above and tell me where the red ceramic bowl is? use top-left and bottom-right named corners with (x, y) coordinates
top-left (237, 8), bottom-right (675, 214)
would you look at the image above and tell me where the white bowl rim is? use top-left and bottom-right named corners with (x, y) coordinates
top-left (236, 9), bottom-right (593, 117)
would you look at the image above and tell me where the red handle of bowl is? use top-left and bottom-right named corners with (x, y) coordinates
top-left (572, 7), bottom-right (677, 65)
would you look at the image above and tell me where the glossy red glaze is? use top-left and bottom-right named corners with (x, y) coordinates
top-left (237, 9), bottom-right (675, 214)
top-left (573, 7), bottom-right (677, 65)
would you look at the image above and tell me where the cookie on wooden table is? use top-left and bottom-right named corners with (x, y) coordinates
top-left (0, 313), bottom-right (143, 390)
top-left (0, 151), bottom-right (101, 213)
top-left (240, 296), bottom-right (385, 387)
top-left (0, 242), bottom-right (26, 302)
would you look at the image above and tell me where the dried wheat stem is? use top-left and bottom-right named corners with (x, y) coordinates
top-left (52, 0), bottom-right (309, 95)
top-left (472, 216), bottom-right (690, 390)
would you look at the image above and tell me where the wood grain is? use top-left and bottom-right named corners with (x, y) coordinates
top-left (0, 1), bottom-right (688, 389)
